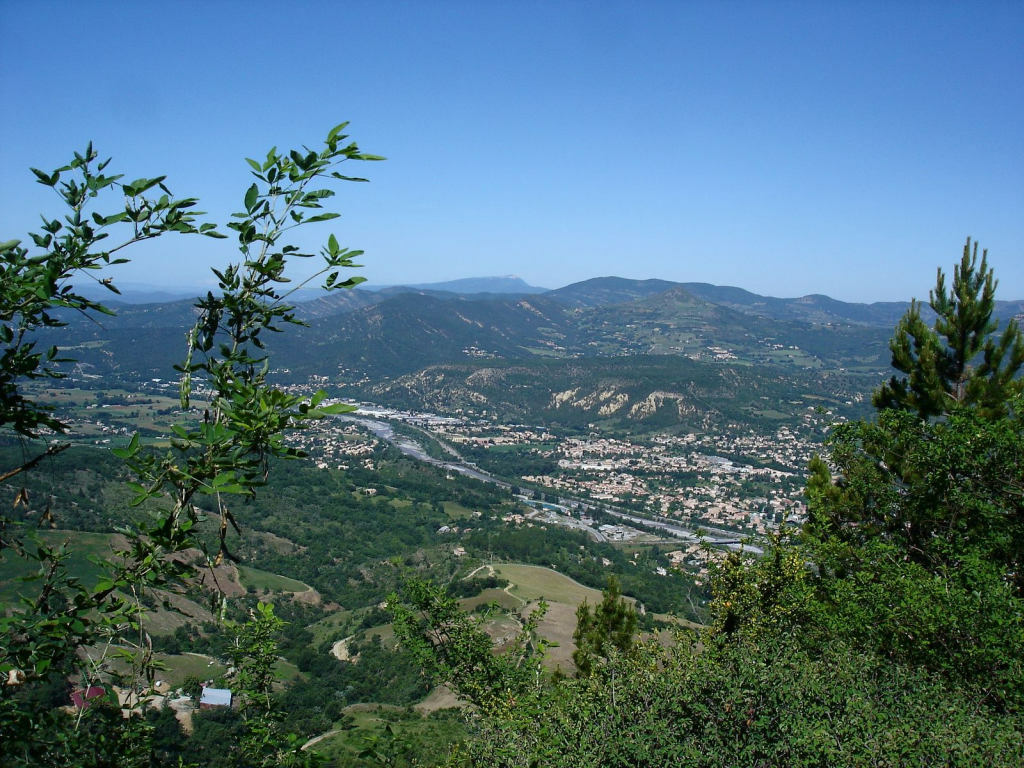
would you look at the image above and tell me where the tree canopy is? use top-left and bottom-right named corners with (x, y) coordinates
top-left (572, 575), bottom-right (637, 677)
top-left (873, 237), bottom-right (1023, 419)
top-left (0, 124), bottom-right (379, 767)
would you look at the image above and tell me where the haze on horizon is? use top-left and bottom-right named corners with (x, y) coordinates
top-left (1, 1), bottom-right (1021, 304)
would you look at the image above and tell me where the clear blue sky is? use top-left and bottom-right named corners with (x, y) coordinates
top-left (1, 1), bottom-right (1021, 302)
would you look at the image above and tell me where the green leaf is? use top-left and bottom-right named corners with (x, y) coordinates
top-left (244, 183), bottom-right (259, 212)
top-left (331, 173), bottom-right (370, 182)
top-left (30, 168), bottom-right (57, 186)
top-left (211, 471), bottom-right (238, 488)
top-left (315, 403), bottom-right (357, 415)
top-left (306, 213), bottom-right (340, 223)
top-left (111, 432), bottom-right (141, 458)
top-left (327, 121), bottom-right (349, 141)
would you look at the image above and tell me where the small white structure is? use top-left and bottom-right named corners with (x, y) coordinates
top-left (199, 687), bottom-right (232, 709)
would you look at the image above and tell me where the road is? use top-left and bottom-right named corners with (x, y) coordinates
top-left (341, 416), bottom-right (510, 487)
top-left (341, 414), bottom-right (762, 554)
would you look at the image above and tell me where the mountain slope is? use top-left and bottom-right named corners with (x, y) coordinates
top-left (545, 277), bottom-right (681, 308)
top-left (358, 355), bottom-right (872, 431)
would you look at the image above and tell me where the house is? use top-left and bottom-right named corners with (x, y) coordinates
top-left (199, 687), bottom-right (232, 709)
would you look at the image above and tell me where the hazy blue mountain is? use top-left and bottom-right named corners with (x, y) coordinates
top-left (546, 277), bottom-right (1023, 329)
top-left (292, 288), bottom-right (382, 321)
top-left (276, 292), bottom-right (576, 378)
top-left (366, 275), bottom-right (548, 295)
top-left (545, 277), bottom-right (681, 308)
top-left (72, 282), bottom-right (205, 305)
top-left (679, 283), bottom-right (916, 327)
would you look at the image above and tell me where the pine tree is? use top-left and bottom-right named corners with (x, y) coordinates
top-left (572, 576), bottom-right (637, 677)
top-left (873, 237), bottom-right (1024, 419)
top-left (808, 239), bottom-right (1024, 581)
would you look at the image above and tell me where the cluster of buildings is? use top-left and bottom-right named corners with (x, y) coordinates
top-left (286, 421), bottom-right (380, 470)
top-left (273, 395), bottom-right (829, 539)
top-left (518, 425), bottom-right (818, 534)
top-left (452, 411), bottom-right (835, 536)
top-left (54, 370), bottom-right (832, 550)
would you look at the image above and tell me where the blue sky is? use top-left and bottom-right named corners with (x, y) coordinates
top-left (1, 1), bottom-right (1021, 302)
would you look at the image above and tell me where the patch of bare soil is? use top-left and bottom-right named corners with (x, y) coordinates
top-left (331, 635), bottom-right (355, 662)
top-left (414, 685), bottom-right (466, 713)
top-left (522, 599), bottom-right (579, 674)
top-left (290, 586), bottom-right (322, 606)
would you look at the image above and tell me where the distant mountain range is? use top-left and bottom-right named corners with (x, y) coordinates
top-left (74, 274), bottom-right (1024, 326)
top-left (74, 276), bottom-right (549, 305)
top-left (366, 275), bottom-right (548, 295)
top-left (51, 276), bottom-right (1024, 432)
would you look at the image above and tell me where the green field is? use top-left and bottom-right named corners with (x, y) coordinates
top-left (459, 587), bottom-right (523, 611)
top-left (273, 657), bottom-right (302, 683)
top-left (236, 564), bottom-right (310, 593)
top-left (485, 564), bottom-right (617, 672)
top-left (19, 385), bottom-right (214, 440)
top-left (358, 622), bottom-right (397, 647)
top-left (308, 610), bottom-right (354, 646)
top-left (308, 706), bottom-right (465, 766)
top-left (442, 500), bottom-right (476, 519)
top-left (492, 563), bottom-right (603, 605)
top-left (154, 652), bottom-right (229, 687)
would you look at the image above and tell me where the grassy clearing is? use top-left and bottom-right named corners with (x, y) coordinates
top-left (155, 652), bottom-right (228, 686)
top-left (459, 588), bottom-right (522, 612)
top-left (414, 685), bottom-right (464, 713)
top-left (358, 622), bottom-right (397, 647)
top-left (99, 651), bottom-right (230, 689)
top-left (235, 564), bottom-right (309, 593)
top-left (273, 658), bottom-right (302, 683)
top-left (651, 612), bottom-right (704, 631)
top-left (492, 563), bottom-right (602, 605)
top-left (308, 610), bottom-right (353, 646)
top-left (484, 564), bottom-right (622, 674)
top-left (752, 408), bottom-right (792, 420)
top-left (442, 500), bottom-right (476, 519)
top-left (481, 615), bottom-right (521, 646)
top-left (526, 599), bottom-right (579, 672)
top-left (310, 611), bottom-right (353, 645)
top-left (309, 707), bottom-right (465, 766)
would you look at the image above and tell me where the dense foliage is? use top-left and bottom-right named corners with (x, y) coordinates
top-left (1, 125), bottom-right (380, 767)
top-left (464, 521), bottom-right (704, 618)
top-left (874, 237), bottom-right (1023, 419)
top-left (392, 242), bottom-right (1024, 766)
top-left (571, 576), bottom-right (637, 677)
